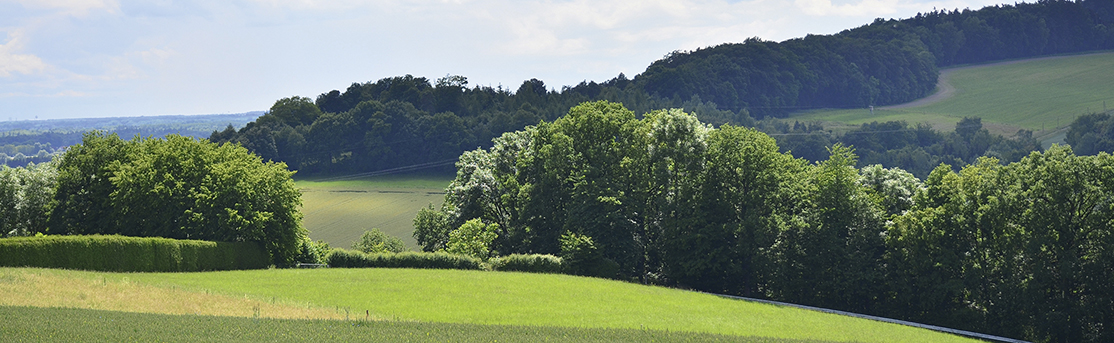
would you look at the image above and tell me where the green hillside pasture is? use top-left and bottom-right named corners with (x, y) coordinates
top-left (297, 174), bottom-right (452, 249)
top-left (793, 52), bottom-right (1114, 137)
top-left (1, 306), bottom-right (791, 343)
top-left (114, 268), bottom-right (981, 343)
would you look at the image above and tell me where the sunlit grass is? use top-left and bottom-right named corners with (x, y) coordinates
top-left (76, 267), bottom-right (983, 343)
top-left (0, 268), bottom-right (344, 320)
top-left (296, 174), bottom-right (452, 248)
top-left (793, 52), bottom-right (1114, 134)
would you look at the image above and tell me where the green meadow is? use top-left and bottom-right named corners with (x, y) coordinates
top-left (0, 267), bottom-right (981, 343)
top-left (792, 52), bottom-right (1114, 139)
top-left (297, 174), bottom-right (453, 249)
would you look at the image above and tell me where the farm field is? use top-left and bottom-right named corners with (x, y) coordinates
top-left (2, 306), bottom-right (772, 343)
top-left (297, 174), bottom-right (453, 249)
top-left (791, 51), bottom-right (1114, 142)
top-left (0, 267), bottom-right (982, 343)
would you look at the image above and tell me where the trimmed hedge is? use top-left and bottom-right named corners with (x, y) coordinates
top-left (489, 254), bottom-right (563, 274)
top-left (326, 249), bottom-right (483, 270)
top-left (0, 235), bottom-right (269, 272)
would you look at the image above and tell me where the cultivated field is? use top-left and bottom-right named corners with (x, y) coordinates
top-left (297, 174), bottom-right (453, 249)
top-left (791, 51), bottom-right (1114, 143)
top-left (0, 267), bottom-right (980, 343)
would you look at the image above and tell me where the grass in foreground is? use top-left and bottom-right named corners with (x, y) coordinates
top-left (793, 52), bottom-right (1114, 135)
top-left (1, 306), bottom-right (803, 343)
top-left (296, 174), bottom-right (453, 248)
top-left (18, 267), bottom-right (986, 343)
top-left (0, 268), bottom-right (343, 320)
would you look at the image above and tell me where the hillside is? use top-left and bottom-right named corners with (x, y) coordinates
top-left (791, 51), bottom-right (1114, 145)
top-left (0, 267), bottom-right (981, 343)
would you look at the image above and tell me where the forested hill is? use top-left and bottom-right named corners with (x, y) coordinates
top-left (212, 0), bottom-right (1114, 176)
top-left (640, 0), bottom-right (1114, 117)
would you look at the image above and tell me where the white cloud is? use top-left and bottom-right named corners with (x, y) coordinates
top-left (795, 0), bottom-right (900, 17)
top-left (0, 30), bottom-right (48, 77)
top-left (12, 0), bottom-right (119, 16)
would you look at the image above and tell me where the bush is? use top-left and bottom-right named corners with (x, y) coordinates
top-left (352, 228), bottom-right (407, 254)
top-left (295, 239), bottom-right (332, 264)
top-left (559, 232), bottom-right (620, 279)
top-left (489, 254), bottom-right (563, 274)
top-left (0, 235), bottom-right (268, 272)
top-left (325, 249), bottom-right (482, 270)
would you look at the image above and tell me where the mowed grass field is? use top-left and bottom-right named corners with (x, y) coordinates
top-left (0, 267), bottom-right (982, 343)
top-left (297, 174), bottom-right (453, 249)
top-left (791, 51), bottom-right (1114, 140)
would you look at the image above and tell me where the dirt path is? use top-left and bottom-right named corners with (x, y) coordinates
top-left (881, 53), bottom-right (1111, 110)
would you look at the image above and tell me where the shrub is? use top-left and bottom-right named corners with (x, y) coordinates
top-left (489, 254), bottom-right (563, 274)
top-left (352, 229), bottom-right (407, 254)
top-left (325, 249), bottom-right (482, 270)
top-left (559, 232), bottom-right (620, 279)
top-left (443, 218), bottom-right (498, 260)
top-left (295, 239), bottom-right (332, 264)
top-left (0, 235), bottom-right (268, 272)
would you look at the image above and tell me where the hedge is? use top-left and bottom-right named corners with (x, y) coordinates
top-left (489, 254), bottom-right (563, 274)
top-left (325, 249), bottom-right (483, 270)
top-left (0, 235), bottom-right (269, 272)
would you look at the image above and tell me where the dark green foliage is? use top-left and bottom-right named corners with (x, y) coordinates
top-left (771, 118), bottom-right (1041, 178)
top-left (325, 249), bottom-right (483, 270)
top-left (1066, 112), bottom-right (1114, 155)
top-left (559, 232), bottom-right (619, 279)
top-left (352, 228), bottom-right (407, 254)
top-left (488, 254), bottom-right (563, 274)
top-left (0, 235), bottom-right (268, 272)
top-left (46, 132), bottom-right (307, 266)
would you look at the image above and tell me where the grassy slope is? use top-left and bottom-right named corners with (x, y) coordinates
top-left (297, 174), bottom-right (453, 249)
top-left (2, 306), bottom-right (797, 343)
top-left (791, 52), bottom-right (1114, 138)
top-left (78, 268), bottom-right (980, 343)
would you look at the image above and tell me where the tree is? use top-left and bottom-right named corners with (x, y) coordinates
top-left (48, 132), bottom-right (307, 265)
top-left (0, 161), bottom-right (57, 237)
top-left (352, 228), bottom-right (407, 254)
top-left (443, 218), bottom-right (498, 260)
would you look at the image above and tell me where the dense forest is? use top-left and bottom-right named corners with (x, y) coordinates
top-left (212, 0), bottom-right (1114, 177)
top-left (416, 101), bottom-right (1113, 342)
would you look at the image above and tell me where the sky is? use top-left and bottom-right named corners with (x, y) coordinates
top-left (1, 0), bottom-right (1011, 120)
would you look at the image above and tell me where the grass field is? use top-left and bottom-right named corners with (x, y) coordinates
top-left (2, 306), bottom-right (795, 343)
top-left (297, 174), bottom-right (453, 249)
top-left (791, 51), bottom-right (1114, 142)
top-left (0, 267), bottom-right (982, 343)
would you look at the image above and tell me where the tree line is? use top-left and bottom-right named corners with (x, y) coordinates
top-left (211, 1), bottom-right (1111, 177)
top-left (0, 132), bottom-right (308, 265)
top-left (415, 101), bottom-right (1113, 343)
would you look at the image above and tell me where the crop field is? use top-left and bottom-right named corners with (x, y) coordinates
top-left (0, 267), bottom-right (981, 343)
top-left (2, 306), bottom-right (791, 343)
top-left (791, 51), bottom-right (1114, 141)
top-left (297, 174), bottom-right (453, 249)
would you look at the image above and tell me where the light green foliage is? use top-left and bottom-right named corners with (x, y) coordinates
top-left (352, 228), bottom-right (406, 254)
top-left (78, 268), bottom-right (981, 343)
top-left (47, 132), bottom-right (306, 266)
top-left (0, 161), bottom-right (56, 237)
top-left (295, 239), bottom-right (332, 264)
top-left (443, 218), bottom-right (498, 260)
top-left (858, 164), bottom-right (923, 216)
top-left (489, 254), bottom-right (563, 274)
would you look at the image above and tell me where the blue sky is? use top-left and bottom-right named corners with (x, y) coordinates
top-left (1, 0), bottom-right (1008, 120)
